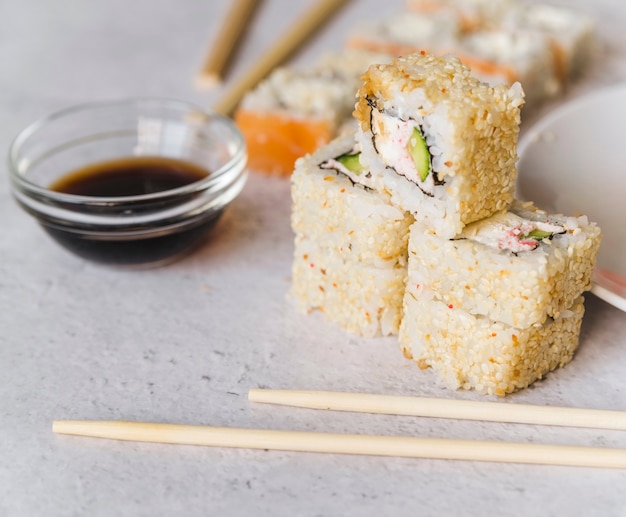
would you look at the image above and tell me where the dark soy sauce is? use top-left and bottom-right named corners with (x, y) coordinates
top-left (49, 156), bottom-right (209, 196)
top-left (46, 156), bottom-right (222, 267)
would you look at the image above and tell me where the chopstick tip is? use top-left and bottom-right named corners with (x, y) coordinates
top-left (52, 420), bottom-right (66, 433)
top-left (195, 73), bottom-right (222, 91)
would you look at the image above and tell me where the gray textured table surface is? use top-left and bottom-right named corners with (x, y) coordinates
top-left (2, 1), bottom-right (626, 516)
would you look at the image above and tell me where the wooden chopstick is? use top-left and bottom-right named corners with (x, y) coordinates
top-left (52, 420), bottom-right (626, 469)
top-left (213, 0), bottom-right (350, 115)
top-left (195, 0), bottom-right (259, 89)
top-left (248, 389), bottom-right (626, 431)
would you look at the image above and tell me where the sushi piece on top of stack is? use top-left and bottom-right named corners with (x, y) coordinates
top-left (352, 52), bottom-right (522, 238)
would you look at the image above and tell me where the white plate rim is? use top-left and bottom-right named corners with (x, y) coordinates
top-left (518, 84), bottom-right (626, 312)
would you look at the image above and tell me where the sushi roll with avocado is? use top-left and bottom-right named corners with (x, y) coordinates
top-left (292, 135), bottom-right (413, 267)
top-left (400, 293), bottom-right (586, 396)
top-left (351, 52), bottom-right (523, 238)
top-left (406, 200), bottom-right (602, 328)
top-left (290, 135), bottom-right (414, 337)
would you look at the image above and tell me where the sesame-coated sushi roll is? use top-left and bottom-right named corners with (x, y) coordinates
top-left (291, 238), bottom-right (408, 337)
top-left (290, 135), bottom-right (413, 337)
top-left (406, 200), bottom-right (601, 328)
top-left (400, 293), bottom-right (585, 396)
top-left (352, 52), bottom-right (524, 238)
top-left (291, 135), bottom-right (413, 267)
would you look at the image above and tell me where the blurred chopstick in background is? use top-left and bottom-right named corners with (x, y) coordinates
top-left (213, 0), bottom-right (350, 116)
top-left (195, 0), bottom-right (259, 89)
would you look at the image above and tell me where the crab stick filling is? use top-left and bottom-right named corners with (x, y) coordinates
top-left (462, 212), bottom-right (565, 253)
top-left (370, 108), bottom-right (436, 195)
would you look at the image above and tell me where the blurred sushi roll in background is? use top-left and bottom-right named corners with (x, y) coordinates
top-left (500, 2), bottom-right (596, 84)
top-left (454, 28), bottom-right (561, 106)
top-left (352, 53), bottom-right (523, 238)
top-left (405, 0), bottom-right (514, 32)
top-left (290, 135), bottom-right (414, 337)
top-left (346, 10), bottom-right (461, 59)
top-left (346, 10), bottom-right (561, 107)
top-left (235, 49), bottom-right (390, 177)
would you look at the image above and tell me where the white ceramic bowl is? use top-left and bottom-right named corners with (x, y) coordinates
top-left (518, 84), bottom-right (626, 311)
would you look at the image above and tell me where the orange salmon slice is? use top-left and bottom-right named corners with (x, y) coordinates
top-left (235, 109), bottom-right (335, 177)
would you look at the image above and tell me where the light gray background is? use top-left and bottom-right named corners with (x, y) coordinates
top-left (1, 1), bottom-right (626, 515)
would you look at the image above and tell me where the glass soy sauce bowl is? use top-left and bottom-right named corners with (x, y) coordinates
top-left (8, 98), bottom-right (247, 268)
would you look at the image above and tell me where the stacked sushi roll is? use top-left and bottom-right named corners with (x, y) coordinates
top-left (405, 201), bottom-right (601, 328)
top-left (400, 201), bottom-right (601, 395)
top-left (290, 52), bottom-right (601, 395)
top-left (290, 135), bottom-right (414, 337)
top-left (352, 52), bottom-right (522, 238)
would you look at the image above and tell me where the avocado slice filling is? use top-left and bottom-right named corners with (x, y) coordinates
top-left (407, 127), bottom-right (431, 183)
top-left (336, 151), bottom-right (364, 176)
top-left (522, 229), bottom-right (554, 241)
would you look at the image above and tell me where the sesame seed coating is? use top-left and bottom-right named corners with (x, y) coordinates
top-left (354, 52), bottom-right (524, 238)
top-left (400, 294), bottom-right (585, 396)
